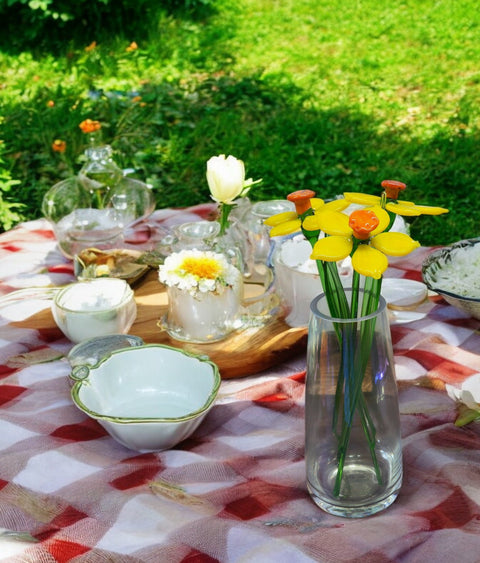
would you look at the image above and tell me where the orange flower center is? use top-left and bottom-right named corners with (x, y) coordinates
top-left (381, 179), bottom-right (406, 200)
top-left (287, 189), bottom-right (316, 216)
top-left (181, 257), bottom-right (221, 279)
top-left (349, 209), bottom-right (379, 240)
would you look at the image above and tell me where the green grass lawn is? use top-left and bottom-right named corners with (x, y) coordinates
top-left (0, 0), bottom-right (479, 245)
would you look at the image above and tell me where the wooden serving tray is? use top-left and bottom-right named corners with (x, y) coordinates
top-left (11, 271), bottom-right (308, 379)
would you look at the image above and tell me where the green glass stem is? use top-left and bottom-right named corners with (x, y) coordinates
top-left (332, 277), bottom-right (383, 498)
top-left (218, 203), bottom-right (233, 236)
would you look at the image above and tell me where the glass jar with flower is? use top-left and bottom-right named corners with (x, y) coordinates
top-left (159, 249), bottom-right (243, 343)
top-left (206, 154), bottom-right (262, 273)
top-left (266, 181), bottom-right (448, 517)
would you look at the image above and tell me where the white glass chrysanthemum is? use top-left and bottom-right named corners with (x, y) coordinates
top-left (159, 249), bottom-right (240, 297)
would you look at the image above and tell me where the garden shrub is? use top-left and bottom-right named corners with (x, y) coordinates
top-left (0, 145), bottom-right (25, 232)
top-left (0, 0), bottom-right (213, 50)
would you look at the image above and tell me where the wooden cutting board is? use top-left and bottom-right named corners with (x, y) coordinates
top-left (11, 271), bottom-right (308, 379)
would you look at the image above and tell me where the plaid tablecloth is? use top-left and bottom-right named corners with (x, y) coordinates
top-left (0, 208), bottom-right (480, 562)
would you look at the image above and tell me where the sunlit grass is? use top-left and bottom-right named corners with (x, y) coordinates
top-left (0, 0), bottom-right (479, 244)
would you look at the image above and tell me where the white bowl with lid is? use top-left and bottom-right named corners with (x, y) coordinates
top-left (52, 278), bottom-right (137, 343)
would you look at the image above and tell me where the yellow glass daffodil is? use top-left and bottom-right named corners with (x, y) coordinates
top-left (264, 182), bottom-right (448, 503)
top-left (266, 197), bottom-right (350, 236)
top-left (310, 207), bottom-right (420, 279)
top-left (265, 183), bottom-right (447, 280)
top-left (343, 191), bottom-right (449, 216)
top-left (265, 189), bottom-right (316, 236)
top-left (385, 201), bottom-right (449, 216)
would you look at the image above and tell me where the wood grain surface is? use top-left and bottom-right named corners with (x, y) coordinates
top-left (11, 271), bottom-right (308, 379)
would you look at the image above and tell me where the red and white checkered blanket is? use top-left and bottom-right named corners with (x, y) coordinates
top-left (0, 208), bottom-right (479, 562)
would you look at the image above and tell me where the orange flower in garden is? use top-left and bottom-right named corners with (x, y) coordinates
top-left (79, 119), bottom-right (101, 134)
top-left (126, 42), bottom-right (138, 52)
top-left (47, 100), bottom-right (55, 107)
top-left (52, 139), bottom-right (66, 153)
top-left (85, 41), bottom-right (97, 52)
top-left (131, 96), bottom-right (142, 103)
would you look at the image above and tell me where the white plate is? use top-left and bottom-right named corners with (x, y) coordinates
top-left (381, 278), bottom-right (430, 324)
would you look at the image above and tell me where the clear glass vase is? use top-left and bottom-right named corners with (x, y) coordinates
top-left (305, 289), bottom-right (403, 518)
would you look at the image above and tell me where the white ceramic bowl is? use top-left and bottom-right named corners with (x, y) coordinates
top-left (52, 278), bottom-right (137, 343)
top-left (422, 238), bottom-right (480, 320)
top-left (70, 344), bottom-right (221, 452)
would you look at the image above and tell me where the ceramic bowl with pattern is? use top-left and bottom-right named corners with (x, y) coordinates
top-left (422, 238), bottom-right (480, 320)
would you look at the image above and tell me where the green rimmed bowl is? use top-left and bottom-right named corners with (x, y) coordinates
top-left (70, 344), bottom-right (221, 452)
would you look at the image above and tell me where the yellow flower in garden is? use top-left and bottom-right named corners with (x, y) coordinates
top-left (311, 206), bottom-right (420, 279)
top-left (79, 119), bottom-right (101, 134)
top-left (52, 139), bottom-right (66, 153)
top-left (126, 42), bottom-right (138, 52)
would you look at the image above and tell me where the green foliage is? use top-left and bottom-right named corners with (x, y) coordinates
top-left (0, 0), bottom-right (479, 245)
top-left (0, 144), bottom-right (25, 232)
top-left (0, 0), bottom-right (211, 51)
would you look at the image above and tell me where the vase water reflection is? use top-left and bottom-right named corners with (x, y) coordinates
top-left (305, 289), bottom-right (403, 518)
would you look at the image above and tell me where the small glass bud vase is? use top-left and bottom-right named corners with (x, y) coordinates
top-left (78, 145), bottom-right (123, 208)
top-left (159, 249), bottom-right (243, 343)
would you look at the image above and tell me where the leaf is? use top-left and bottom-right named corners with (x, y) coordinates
top-left (7, 348), bottom-right (64, 368)
top-left (454, 405), bottom-right (480, 427)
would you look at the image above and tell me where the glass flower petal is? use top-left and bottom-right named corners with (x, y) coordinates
top-left (370, 232), bottom-right (420, 256)
top-left (315, 209), bottom-right (352, 236)
top-left (264, 211), bottom-right (298, 227)
top-left (386, 201), bottom-right (449, 216)
top-left (369, 205), bottom-right (391, 236)
top-left (351, 245), bottom-right (388, 279)
top-left (311, 236), bottom-right (353, 262)
top-left (303, 215), bottom-right (322, 231)
top-left (269, 219), bottom-right (302, 237)
top-left (324, 198), bottom-right (352, 213)
top-left (311, 198), bottom-right (325, 210)
top-left (344, 192), bottom-right (381, 206)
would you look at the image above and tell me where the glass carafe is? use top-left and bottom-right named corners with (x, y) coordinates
top-left (42, 145), bottom-right (155, 259)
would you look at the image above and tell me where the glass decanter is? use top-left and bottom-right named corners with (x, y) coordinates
top-left (42, 144), bottom-right (155, 259)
